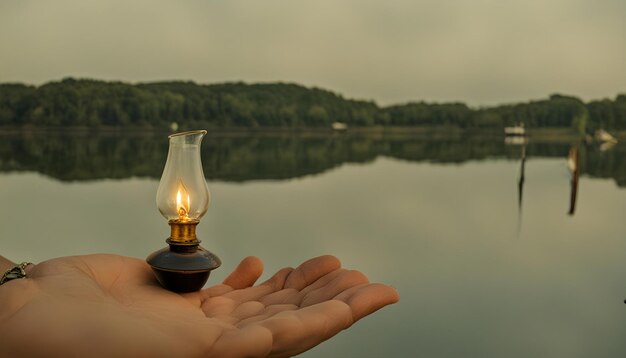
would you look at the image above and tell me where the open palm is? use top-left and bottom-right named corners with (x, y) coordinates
top-left (0, 254), bottom-right (398, 357)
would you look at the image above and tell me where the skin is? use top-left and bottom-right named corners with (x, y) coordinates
top-left (0, 254), bottom-right (399, 357)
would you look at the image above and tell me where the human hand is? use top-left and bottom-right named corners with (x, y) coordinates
top-left (0, 254), bottom-right (398, 357)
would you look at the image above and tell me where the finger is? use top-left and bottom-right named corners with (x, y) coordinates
top-left (259, 300), bottom-right (353, 357)
top-left (201, 296), bottom-right (237, 317)
top-left (259, 267), bottom-right (294, 290)
top-left (334, 283), bottom-right (400, 322)
top-left (284, 255), bottom-right (341, 291)
top-left (189, 257), bottom-right (264, 303)
top-left (23, 263), bottom-right (36, 275)
top-left (259, 288), bottom-right (302, 306)
top-left (222, 284), bottom-right (275, 303)
top-left (299, 269), bottom-right (345, 295)
top-left (184, 284), bottom-right (233, 304)
top-left (199, 266), bottom-right (298, 308)
top-left (237, 304), bottom-right (299, 327)
top-left (223, 256), bottom-right (264, 289)
top-left (193, 256), bottom-right (263, 313)
top-left (203, 300), bottom-right (269, 327)
top-left (202, 284), bottom-right (276, 316)
top-left (230, 300), bottom-right (266, 321)
top-left (300, 270), bottom-right (369, 307)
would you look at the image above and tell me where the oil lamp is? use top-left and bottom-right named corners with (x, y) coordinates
top-left (147, 130), bottom-right (221, 292)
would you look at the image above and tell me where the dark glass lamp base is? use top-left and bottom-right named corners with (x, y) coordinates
top-left (147, 242), bottom-right (221, 293)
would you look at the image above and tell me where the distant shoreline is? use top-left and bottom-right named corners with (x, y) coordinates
top-left (1, 125), bottom-right (624, 141)
top-left (1, 78), bottom-right (625, 132)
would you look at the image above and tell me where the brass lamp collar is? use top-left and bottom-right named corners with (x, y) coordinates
top-left (168, 220), bottom-right (200, 244)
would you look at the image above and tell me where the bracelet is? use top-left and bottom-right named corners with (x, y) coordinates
top-left (0, 262), bottom-right (33, 285)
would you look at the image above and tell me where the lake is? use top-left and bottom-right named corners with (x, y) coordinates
top-left (1, 130), bottom-right (625, 357)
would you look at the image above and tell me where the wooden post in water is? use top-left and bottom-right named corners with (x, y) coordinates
top-left (567, 146), bottom-right (579, 216)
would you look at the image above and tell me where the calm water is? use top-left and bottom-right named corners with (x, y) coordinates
top-left (1, 131), bottom-right (625, 357)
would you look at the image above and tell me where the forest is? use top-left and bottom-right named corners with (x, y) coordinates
top-left (0, 78), bottom-right (625, 131)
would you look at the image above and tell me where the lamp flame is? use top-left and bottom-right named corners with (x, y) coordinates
top-left (176, 182), bottom-right (191, 221)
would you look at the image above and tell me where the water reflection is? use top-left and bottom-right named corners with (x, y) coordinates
top-left (567, 145), bottom-right (580, 216)
top-left (514, 140), bottom-right (527, 237)
top-left (1, 131), bottom-right (625, 187)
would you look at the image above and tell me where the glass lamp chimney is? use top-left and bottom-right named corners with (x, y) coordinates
top-left (147, 130), bottom-right (221, 293)
top-left (156, 130), bottom-right (210, 223)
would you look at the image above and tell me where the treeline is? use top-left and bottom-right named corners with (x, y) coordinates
top-left (0, 78), bottom-right (625, 131)
top-left (387, 94), bottom-right (626, 132)
top-left (0, 79), bottom-right (383, 128)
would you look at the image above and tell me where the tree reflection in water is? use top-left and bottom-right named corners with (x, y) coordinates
top-left (0, 131), bottom-right (624, 187)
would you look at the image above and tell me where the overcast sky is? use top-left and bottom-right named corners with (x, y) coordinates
top-left (0, 0), bottom-right (624, 105)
